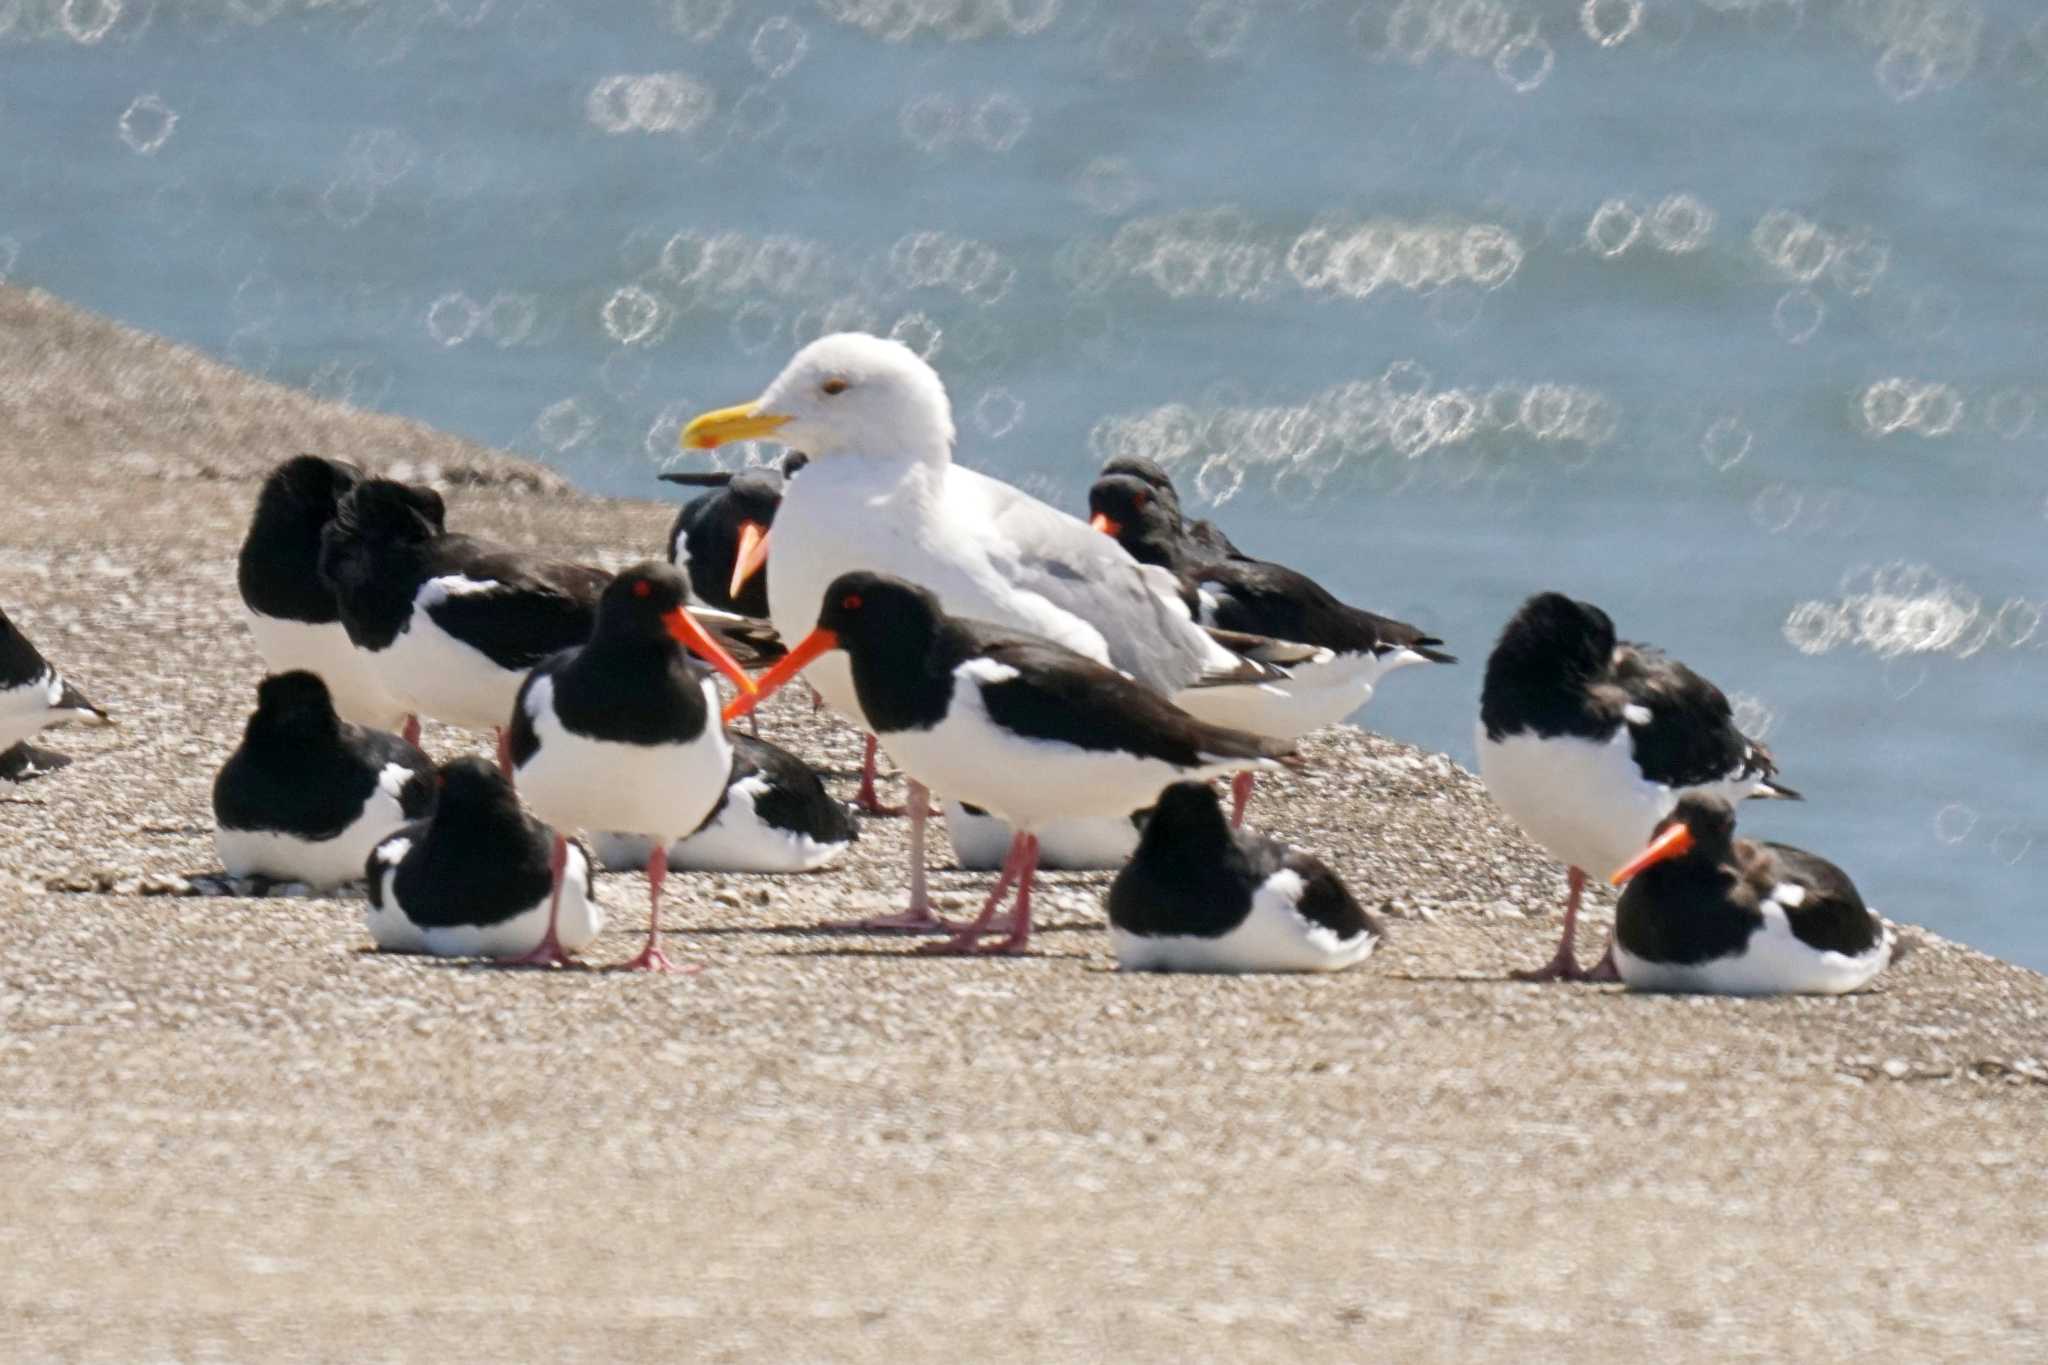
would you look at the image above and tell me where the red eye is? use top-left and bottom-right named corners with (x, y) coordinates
top-left (841, 593), bottom-right (862, 610)
top-left (632, 579), bottom-right (652, 598)
top-left (1133, 490), bottom-right (1149, 509)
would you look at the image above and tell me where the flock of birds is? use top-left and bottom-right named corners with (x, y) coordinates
top-left (2, 332), bottom-right (1895, 993)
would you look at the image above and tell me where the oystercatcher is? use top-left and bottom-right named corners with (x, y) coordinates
top-left (238, 454), bottom-right (413, 731)
top-left (659, 463), bottom-right (788, 619)
top-left (1109, 781), bottom-right (1383, 972)
top-left (942, 799), bottom-right (1139, 872)
top-left (589, 730), bottom-right (856, 874)
top-left (366, 756), bottom-right (603, 960)
top-left (1608, 794), bottom-right (1891, 995)
top-left (1478, 592), bottom-right (1798, 983)
top-left (1096, 454), bottom-right (1244, 562)
top-left (728, 571), bottom-right (1298, 954)
top-left (1089, 466), bottom-right (1453, 823)
top-left (212, 670), bottom-right (435, 889)
top-left (0, 604), bottom-right (110, 761)
top-left (505, 562), bottom-right (755, 971)
top-left (681, 333), bottom-right (1297, 927)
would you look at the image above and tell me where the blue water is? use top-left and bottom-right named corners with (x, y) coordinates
top-left (4, 1), bottom-right (2043, 967)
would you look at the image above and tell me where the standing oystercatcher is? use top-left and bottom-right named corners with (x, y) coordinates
top-left (1089, 466), bottom-right (1453, 824)
top-left (1478, 592), bottom-right (1798, 983)
top-left (1608, 794), bottom-right (1892, 995)
top-left (506, 562), bottom-right (755, 972)
top-left (366, 757), bottom-right (603, 960)
top-left (212, 671), bottom-right (435, 889)
top-left (238, 454), bottom-right (414, 731)
top-left (728, 572), bottom-right (1297, 955)
top-left (589, 730), bottom-right (857, 874)
top-left (659, 463), bottom-right (790, 618)
top-left (681, 333), bottom-right (1297, 928)
top-left (1, 604), bottom-right (110, 761)
top-left (1109, 781), bottom-right (1383, 972)
top-left (317, 479), bottom-right (610, 761)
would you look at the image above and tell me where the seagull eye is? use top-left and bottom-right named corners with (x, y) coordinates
top-left (841, 593), bottom-right (862, 610)
top-left (821, 377), bottom-right (849, 396)
top-left (632, 579), bottom-right (652, 598)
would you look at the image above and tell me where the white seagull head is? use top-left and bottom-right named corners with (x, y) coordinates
top-left (681, 332), bottom-right (956, 466)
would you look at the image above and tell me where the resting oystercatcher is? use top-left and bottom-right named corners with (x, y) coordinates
top-left (238, 454), bottom-right (413, 731)
top-left (1089, 466), bottom-right (1453, 823)
top-left (589, 730), bottom-right (856, 874)
top-left (506, 562), bottom-right (755, 972)
top-left (1109, 781), bottom-right (1383, 972)
top-left (212, 671), bottom-right (435, 889)
top-left (1608, 794), bottom-right (1892, 995)
top-left (681, 332), bottom-right (1296, 928)
top-left (1478, 592), bottom-right (1799, 983)
top-left (317, 478), bottom-right (609, 760)
top-left (0, 604), bottom-right (110, 760)
top-left (365, 756), bottom-right (603, 960)
top-left (1096, 454), bottom-right (1244, 562)
top-left (728, 571), bottom-right (1298, 954)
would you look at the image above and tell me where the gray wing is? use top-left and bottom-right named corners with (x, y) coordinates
top-left (961, 467), bottom-right (1224, 692)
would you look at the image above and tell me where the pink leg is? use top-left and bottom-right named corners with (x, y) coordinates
top-left (808, 684), bottom-right (824, 714)
top-left (854, 734), bottom-right (905, 817)
top-left (401, 714), bottom-right (421, 748)
top-left (830, 781), bottom-right (957, 932)
top-left (615, 844), bottom-right (699, 974)
top-left (1583, 939), bottom-right (1621, 983)
top-left (919, 832), bottom-right (1030, 955)
top-left (1513, 866), bottom-right (1597, 983)
top-left (495, 727), bottom-right (513, 781)
top-left (496, 835), bottom-right (576, 968)
top-left (1228, 771), bottom-right (1256, 828)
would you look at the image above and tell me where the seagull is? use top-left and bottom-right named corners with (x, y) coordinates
top-left (366, 756), bottom-right (603, 961)
top-left (1478, 592), bottom-right (1799, 983)
top-left (1089, 464), bottom-right (1453, 823)
top-left (237, 454), bottom-right (413, 731)
top-left (1108, 781), bottom-right (1384, 972)
top-left (318, 479), bottom-right (772, 767)
top-left (212, 671), bottom-right (436, 889)
top-left (681, 332), bottom-right (1293, 928)
top-left (0, 603), bottom-right (110, 760)
top-left (727, 572), bottom-right (1298, 955)
top-left (505, 562), bottom-right (756, 972)
top-left (588, 730), bottom-right (857, 874)
top-left (1608, 794), bottom-right (1891, 995)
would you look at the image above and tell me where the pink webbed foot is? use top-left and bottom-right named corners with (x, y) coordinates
top-left (613, 939), bottom-right (701, 974)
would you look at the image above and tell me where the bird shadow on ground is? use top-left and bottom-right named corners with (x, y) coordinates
top-left (0, 742), bottom-right (71, 782)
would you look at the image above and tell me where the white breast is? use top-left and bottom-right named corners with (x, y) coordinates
top-left (366, 840), bottom-right (603, 958)
top-left (1112, 869), bottom-right (1379, 973)
top-left (1616, 902), bottom-right (1893, 996)
top-left (515, 676), bottom-right (732, 843)
top-left (214, 778), bottom-right (414, 890)
top-left (941, 800), bottom-right (1138, 871)
top-left (1476, 721), bottom-right (1674, 876)
top-left (361, 582), bottom-right (531, 731)
top-left (243, 609), bottom-right (411, 730)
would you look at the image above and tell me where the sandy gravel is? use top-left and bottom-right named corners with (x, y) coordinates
top-left (2, 286), bottom-right (2046, 1363)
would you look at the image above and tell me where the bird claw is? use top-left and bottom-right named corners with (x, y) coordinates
top-left (613, 942), bottom-right (700, 974)
top-left (495, 939), bottom-right (577, 970)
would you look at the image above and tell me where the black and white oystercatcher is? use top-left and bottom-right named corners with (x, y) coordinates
top-left (317, 478), bottom-right (610, 756)
top-left (1109, 782), bottom-right (1383, 972)
top-left (659, 462), bottom-right (794, 618)
top-left (238, 454), bottom-right (413, 731)
top-left (1096, 454), bottom-right (1245, 562)
top-left (1608, 795), bottom-right (1891, 995)
top-left (366, 756), bottom-right (602, 960)
top-left (0, 604), bottom-right (110, 759)
top-left (589, 730), bottom-right (857, 874)
top-left (728, 572), bottom-right (1298, 955)
top-left (213, 671), bottom-right (435, 889)
top-left (1478, 592), bottom-right (1798, 983)
top-left (1090, 465), bottom-right (1454, 823)
top-left (506, 562), bottom-right (756, 972)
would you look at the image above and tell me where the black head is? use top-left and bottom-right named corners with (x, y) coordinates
top-left (1099, 455), bottom-right (1183, 511)
top-left (1665, 793), bottom-right (1738, 855)
top-left (597, 561), bottom-right (692, 638)
top-left (814, 572), bottom-right (943, 654)
top-left (331, 478), bottom-right (448, 546)
top-left (1139, 781), bottom-right (1233, 852)
top-left (258, 455), bottom-right (363, 523)
top-left (249, 670), bottom-right (341, 736)
top-left (1087, 472), bottom-right (1184, 567)
top-left (1495, 592), bottom-right (1616, 677)
top-left (433, 754), bottom-right (523, 823)
top-left (723, 468), bottom-right (786, 525)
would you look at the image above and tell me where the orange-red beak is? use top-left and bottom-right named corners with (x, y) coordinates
top-left (662, 608), bottom-right (757, 698)
top-left (1089, 512), bottom-right (1121, 537)
top-left (1609, 823), bottom-right (1696, 886)
top-left (723, 626), bottom-right (839, 723)
top-left (729, 520), bottom-right (770, 599)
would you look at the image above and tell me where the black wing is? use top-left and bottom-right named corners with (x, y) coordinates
top-left (1752, 841), bottom-right (1882, 957)
top-left (1194, 559), bottom-right (1454, 663)
top-left (420, 536), bottom-right (608, 672)
top-left (1610, 643), bottom-right (1791, 795)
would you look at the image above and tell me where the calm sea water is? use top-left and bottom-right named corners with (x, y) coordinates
top-left (4, 1), bottom-right (2043, 967)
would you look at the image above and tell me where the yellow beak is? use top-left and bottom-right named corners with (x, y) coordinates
top-left (680, 403), bottom-right (792, 451)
